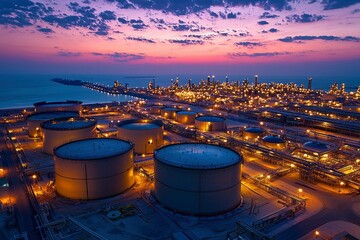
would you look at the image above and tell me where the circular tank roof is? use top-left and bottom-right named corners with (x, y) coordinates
top-left (34, 101), bottom-right (82, 107)
top-left (162, 107), bottom-right (179, 111)
top-left (303, 141), bottom-right (330, 152)
top-left (27, 111), bottom-right (79, 121)
top-left (262, 135), bottom-right (285, 143)
top-left (245, 127), bottom-right (264, 133)
top-left (154, 143), bottom-right (242, 169)
top-left (120, 122), bottom-right (160, 130)
top-left (196, 116), bottom-right (225, 122)
top-left (54, 138), bottom-right (132, 160)
top-left (176, 111), bottom-right (197, 115)
top-left (41, 117), bottom-right (96, 130)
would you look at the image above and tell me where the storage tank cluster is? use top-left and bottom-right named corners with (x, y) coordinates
top-left (117, 119), bottom-right (164, 154)
top-left (154, 143), bottom-right (243, 215)
top-left (27, 111), bottom-right (79, 138)
top-left (34, 101), bottom-right (82, 114)
top-left (262, 135), bottom-right (286, 150)
top-left (41, 117), bottom-right (97, 154)
top-left (195, 116), bottom-right (226, 132)
top-left (54, 138), bottom-right (134, 200)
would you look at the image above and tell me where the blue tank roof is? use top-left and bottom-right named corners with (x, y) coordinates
top-left (262, 135), bottom-right (285, 143)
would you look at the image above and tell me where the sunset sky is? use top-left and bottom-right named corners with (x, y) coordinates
top-left (0, 0), bottom-right (360, 76)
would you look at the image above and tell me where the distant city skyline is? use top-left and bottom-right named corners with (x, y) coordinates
top-left (0, 0), bottom-right (360, 75)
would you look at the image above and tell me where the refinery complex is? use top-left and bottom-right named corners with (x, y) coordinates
top-left (0, 77), bottom-right (360, 240)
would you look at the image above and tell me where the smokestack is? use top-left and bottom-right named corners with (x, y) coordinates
top-left (308, 77), bottom-right (312, 90)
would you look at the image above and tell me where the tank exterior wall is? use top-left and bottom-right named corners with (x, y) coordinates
top-left (175, 113), bottom-right (196, 124)
top-left (55, 150), bottom-right (134, 199)
top-left (263, 142), bottom-right (285, 150)
top-left (154, 160), bottom-right (241, 215)
top-left (28, 120), bottom-right (43, 138)
top-left (35, 103), bottom-right (82, 114)
top-left (161, 109), bottom-right (177, 119)
top-left (42, 126), bottom-right (96, 155)
top-left (195, 120), bottom-right (225, 132)
top-left (150, 106), bottom-right (163, 115)
top-left (118, 127), bottom-right (163, 154)
top-left (243, 131), bottom-right (262, 139)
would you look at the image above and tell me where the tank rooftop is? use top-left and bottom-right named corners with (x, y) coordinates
top-left (196, 116), bottom-right (224, 122)
top-left (27, 111), bottom-right (79, 120)
top-left (303, 141), bottom-right (331, 152)
top-left (155, 143), bottom-right (242, 169)
top-left (176, 111), bottom-right (197, 115)
top-left (54, 138), bottom-right (132, 160)
top-left (42, 118), bottom-right (95, 130)
top-left (120, 122), bottom-right (161, 130)
top-left (262, 135), bottom-right (285, 143)
top-left (245, 127), bottom-right (264, 133)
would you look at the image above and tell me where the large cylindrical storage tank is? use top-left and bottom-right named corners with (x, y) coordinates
top-left (303, 141), bottom-right (331, 153)
top-left (34, 101), bottom-right (82, 114)
top-left (149, 105), bottom-right (164, 115)
top-left (41, 117), bottom-right (97, 155)
top-left (154, 143), bottom-right (243, 215)
top-left (117, 119), bottom-right (163, 154)
top-left (161, 108), bottom-right (178, 119)
top-left (243, 127), bottom-right (264, 139)
top-left (195, 116), bottom-right (226, 132)
top-left (27, 111), bottom-right (79, 138)
top-left (262, 135), bottom-right (285, 149)
top-left (175, 111), bottom-right (197, 124)
top-left (54, 138), bottom-right (134, 200)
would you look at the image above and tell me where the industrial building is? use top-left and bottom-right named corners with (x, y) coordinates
top-left (262, 135), bottom-right (286, 150)
top-left (195, 116), bottom-right (226, 132)
top-left (175, 111), bottom-right (197, 124)
top-left (27, 111), bottom-right (79, 138)
top-left (41, 117), bottom-right (97, 154)
top-left (54, 138), bottom-right (134, 200)
top-left (154, 143), bottom-right (243, 215)
top-left (161, 107), bottom-right (179, 119)
top-left (117, 119), bottom-right (164, 154)
top-left (243, 127), bottom-right (264, 140)
top-left (34, 101), bottom-right (82, 113)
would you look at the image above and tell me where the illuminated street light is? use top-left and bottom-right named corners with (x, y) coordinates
top-left (315, 230), bottom-right (320, 238)
top-left (298, 188), bottom-right (303, 197)
top-left (339, 181), bottom-right (345, 193)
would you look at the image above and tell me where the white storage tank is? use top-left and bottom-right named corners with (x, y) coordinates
top-left (117, 119), bottom-right (164, 154)
top-left (175, 111), bottom-right (197, 124)
top-left (41, 117), bottom-right (97, 155)
top-left (54, 138), bottom-right (134, 200)
top-left (243, 127), bottom-right (264, 140)
top-left (154, 143), bottom-right (243, 215)
top-left (195, 116), bottom-right (226, 132)
top-left (27, 111), bottom-right (79, 138)
top-left (262, 135), bottom-right (285, 150)
top-left (161, 107), bottom-right (178, 119)
top-left (34, 101), bottom-right (82, 114)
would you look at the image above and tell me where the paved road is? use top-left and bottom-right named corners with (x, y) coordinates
top-left (1, 127), bottom-right (41, 240)
top-left (274, 177), bottom-right (360, 239)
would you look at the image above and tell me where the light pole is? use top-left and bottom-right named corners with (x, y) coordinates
top-left (339, 181), bottom-right (345, 193)
top-left (298, 188), bottom-right (303, 197)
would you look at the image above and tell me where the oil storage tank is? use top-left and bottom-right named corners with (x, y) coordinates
top-left (175, 111), bottom-right (197, 124)
top-left (243, 127), bottom-right (264, 139)
top-left (149, 105), bottom-right (164, 115)
top-left (117, 119), bottom-right (163, 154)
top-left (34, 101), bottom-right (82, 114)
top-left (27, 111), bottom-right (79, 138)
top-left (54, 138), bottom-right (134, 200)
top-left (262, 135), bottom-right (285, 149)
top-left (154, 143), bottom-right (243, 215)
top-left (161, 107), bottom-right (178, 119)
top-left (195, 116), bottom-right (226, 132)
top-left (41, 117), bottom-right (97, 154)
